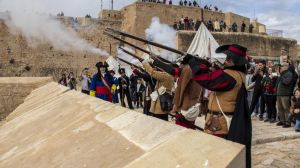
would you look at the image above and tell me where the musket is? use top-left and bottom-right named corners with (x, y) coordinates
top-left (118, 47), bottom-right (144, 62)
top-left (105, 29), bottom-right (211, 66)
top-left (104, 31), bottom-right (173, 64)
top-left (117, 57), bottom-right (144, 72)
top-left (119, 46), bottom-right (172, 65)
top-left (106, 27), bottom-right (185, 55)
top-left (104, 31), bottom-right (151, 55)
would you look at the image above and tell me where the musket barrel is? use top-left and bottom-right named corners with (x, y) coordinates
top-left (119, 47), bottom-right (144, 62)
top-left (106, 27), bottom-right (185, 55)
top-left (105, 31), bottom-right (174, 65)
top-left (104, 31), bottom-right (151, 55)
top-left (117, 57), bottom-right (144, 71)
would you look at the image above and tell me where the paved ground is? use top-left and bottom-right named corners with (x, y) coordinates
top-left (195, 116), bottom-right (300, 144)
top-left (252, 138), bottom-right (300, 168)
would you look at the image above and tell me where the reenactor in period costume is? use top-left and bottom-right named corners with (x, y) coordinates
top-left (151, 58), bottom-right (203, 129)
top-left (90, 62), bottom-right (115, 102)
top-left (184, 44), bottom-right (252, 168)
top-left (143, 60), bottom-right (174, 121)
top-left (132, 68), bottom-right (157, 115)
top-left (118, 68), bottom-right (134, 109)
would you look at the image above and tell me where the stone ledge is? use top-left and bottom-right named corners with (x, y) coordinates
top-left (0, 81), bottom-right (245, 168)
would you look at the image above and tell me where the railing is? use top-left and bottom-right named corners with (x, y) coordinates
top-left (266, 29), bottom-right (283, 37)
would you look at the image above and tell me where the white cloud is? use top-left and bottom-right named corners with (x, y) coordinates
top-left (0, 0), bottom-right (299, 42)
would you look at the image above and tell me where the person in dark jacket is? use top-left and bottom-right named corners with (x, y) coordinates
top-left (261, 67), bottom-right (278, 123)
top-left (249, 60), bottom-right (266, 120)
top-left (118, 68), bottom-right (134, 109)
top-left (276, 63), bottom-right (294, 128)
top-left (136, 78), bottom-right (146, 108)
top-left (130, 72), bottom-right (138, 107)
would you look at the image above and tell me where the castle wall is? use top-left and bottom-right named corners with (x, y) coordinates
top-left (203, 10), bottom-right (225, 22)
top-left (99, 10), bottom-right (122, 20)
top-left (0, 19), bottom-right (121, 79)
top-left (177, 31), bottom-right (298, 60)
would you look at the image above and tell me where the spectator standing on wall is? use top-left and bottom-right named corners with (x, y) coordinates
top-left (241, 21), bottom-right (246, 32)
top-left (188, 1), bottom-right (192, 6)
top-left (169, 0), bottom-right (172, 5)
top-left (179, 0), bottom-right (183, 6)
top-left (184, 17), bottom-right (189, 30)
top-left (214, 19), bottom-right (220, 32)
top-left (232, 22), bottom-right (238, 32)
top-left (207, 20), bottom-right (214, 31)
top-left (249, 23), bottom-right (254, 33)
top-left (173, 21), bottom-right (178, 30)
top-left (192, 0), bottom-right (197, 7)
top-left (189, 18), bottom-right (194, 30)
top-left (184, 0), bottom-right (187, 6)
top-left (194, 19), bottom-right (201, 31)
top-left (214, 6), bottom-right (218, 11)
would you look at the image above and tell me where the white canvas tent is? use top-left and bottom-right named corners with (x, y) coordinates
top-left (187, 23), bottom-right (226, 64)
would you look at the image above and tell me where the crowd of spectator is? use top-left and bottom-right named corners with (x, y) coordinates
top-left (246, 49), bottom-right (300, 132)
top-left (173, 17), bottom-right (255, 33)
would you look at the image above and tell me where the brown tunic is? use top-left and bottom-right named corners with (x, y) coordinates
top-left (143, 62), bottom-right (174, 115)
top-left (205, 69), bottom-right (245, 135)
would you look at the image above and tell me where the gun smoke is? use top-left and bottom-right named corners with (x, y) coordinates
top-left (145, 17), bottom-right (178, 61)
top-left (0, 0), bottom-right (109, 56)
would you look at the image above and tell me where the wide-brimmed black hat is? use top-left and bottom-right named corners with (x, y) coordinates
top-left (216, 44), bottom-right (248, 66)
top-left (95, 61), bottom-right (109, 69)
top-left (118, 68), bottom-right (125, 74)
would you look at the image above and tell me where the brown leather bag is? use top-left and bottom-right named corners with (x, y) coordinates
top-left (205, 115), bottom-right (222, 132)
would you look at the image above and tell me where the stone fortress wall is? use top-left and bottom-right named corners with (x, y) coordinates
top-left (0, 1), bottom-right (299, 79)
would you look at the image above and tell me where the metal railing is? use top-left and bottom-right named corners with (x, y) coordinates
top-left (266, 29), bottom-right (283, 37)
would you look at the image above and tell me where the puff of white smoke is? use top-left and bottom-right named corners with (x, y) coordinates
top-left (0, 0), bottom-right (108, 56)
top-left (145, 17), bottom-right (178, 61)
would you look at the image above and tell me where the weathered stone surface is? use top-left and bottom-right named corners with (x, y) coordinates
top-left (177, 31), bottom-right (298, 60)
top-left (0, 81), bottom-right (245, 168)
top-left (0, 77), bottom-right (52, 121)
top-left (252, 139), bottom-right (300, 168)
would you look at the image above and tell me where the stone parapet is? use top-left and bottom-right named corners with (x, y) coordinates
top-left (0, 82), bottom-right (245, 168)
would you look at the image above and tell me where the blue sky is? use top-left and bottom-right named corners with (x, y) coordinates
top-left (2, 0), bottom-right (300, 42)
